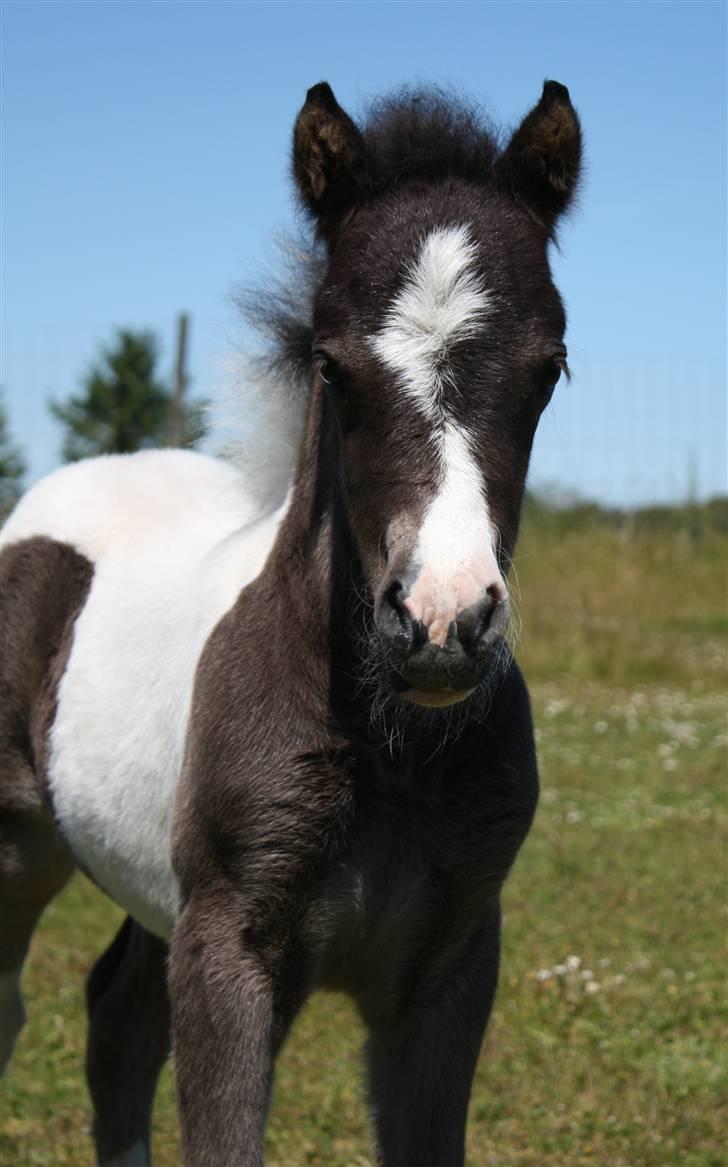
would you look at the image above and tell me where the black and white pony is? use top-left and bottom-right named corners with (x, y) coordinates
top-left (0, 80), bottom-right (581, 1166)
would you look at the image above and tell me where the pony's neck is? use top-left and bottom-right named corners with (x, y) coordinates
top-left (270, 383), bottom-right (370, 687)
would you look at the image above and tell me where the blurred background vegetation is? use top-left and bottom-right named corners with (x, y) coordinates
top-left (0, 405), bottom-right (26, 521)
top-left (0, 320), bottom-right (206, 523)
top-left (48, 328), bottom-right (206, 463)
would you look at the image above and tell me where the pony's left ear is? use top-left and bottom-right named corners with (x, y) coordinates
top-left (293, 82), bottom-right (368, 230)
top-left (495, 81), bottom-right (582, 231)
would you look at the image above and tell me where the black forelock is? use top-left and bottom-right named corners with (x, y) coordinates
top-left (360, 86), bottom-right (501, 193)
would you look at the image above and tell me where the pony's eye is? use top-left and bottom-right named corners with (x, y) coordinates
top-left (314, 352), bottom-right (360, 431)
top-left (538, 357), bottom-right (565, 400)
top-left (314, 354), bottom-right (341, 388)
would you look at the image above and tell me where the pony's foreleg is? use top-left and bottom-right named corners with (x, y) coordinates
top-left (86, 916), bottom-right (171, 1167)
top-left (365, 905), bottom-right (502, 1167)
top-left (168, 893), bottom-right (303, 1167)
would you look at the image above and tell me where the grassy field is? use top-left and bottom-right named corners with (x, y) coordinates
top-left (1, 504), bottom-right (726, 1166)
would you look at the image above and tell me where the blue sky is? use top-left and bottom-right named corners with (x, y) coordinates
top-left (2, 0), bottom-right (726, 505)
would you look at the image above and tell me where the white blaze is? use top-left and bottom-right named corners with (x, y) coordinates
top-left (404, 422), bottom-right (504, 646)
top-left (370, 224), bottom-right (506, 648)
top-left (371, 223), bottom-right (490, 417)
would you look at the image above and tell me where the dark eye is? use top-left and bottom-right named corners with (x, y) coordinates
top-left (313, 351), bottom-right (360, 431)
top-left (537, 356), bottom-right (566, 401)
top-left (314, 353), bottom-right (341, 388)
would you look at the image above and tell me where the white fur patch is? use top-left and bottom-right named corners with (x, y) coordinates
top-left (2, 451), bottom-right (289, 940)
top-left (1, 448), bottom-right (266, 561)
top-left (404, 422), bottom-right (504, 646)
top-left (370, 224), bottom-right (490, 418)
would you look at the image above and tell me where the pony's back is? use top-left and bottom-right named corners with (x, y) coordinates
top-left (2, 447), bottom-right (261, 560)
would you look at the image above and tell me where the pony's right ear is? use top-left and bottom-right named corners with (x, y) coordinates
top-left (293, 82), bottom-right (368, 229)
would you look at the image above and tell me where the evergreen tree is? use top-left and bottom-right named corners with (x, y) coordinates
top-left (0, 401), bottom-right (26, 520)
top-left (50, 329), bottom-right (206, 462)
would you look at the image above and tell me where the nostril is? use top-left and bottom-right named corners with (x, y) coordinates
top-left (384, 579), bottom-right (404, 616)
top-left (380, 580), bottom-right (413, 652)
top-left (472, 593), bottom-right (498, 644)
top-left (461, 588), bottom-right (510, 651)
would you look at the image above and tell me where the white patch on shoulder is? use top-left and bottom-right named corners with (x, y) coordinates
top-left (2, 450), bottom-right (290, 940)
top-left (370, 223), bottom-right (490, 418)
top-left (404, 422), bottom-right (504, 647)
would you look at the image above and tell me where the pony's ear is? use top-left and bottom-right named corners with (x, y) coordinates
top-left (293, 82), bottom-right (368, 228)
top-left (495, 81), bottom-right (582, 231)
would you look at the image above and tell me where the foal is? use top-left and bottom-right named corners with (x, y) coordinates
top-left (0, 80), bottom-right (581, 1165)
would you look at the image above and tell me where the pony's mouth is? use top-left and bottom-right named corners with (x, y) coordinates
top-left (398, 687), bottom-right (475, 708)
top-left (386, 663), bottom-right (475, 708)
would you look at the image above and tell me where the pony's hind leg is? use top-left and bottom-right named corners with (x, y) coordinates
top-left (0, 536), bottom-right (95, 1076)
top-left (86, 916), bottom-right (171, 1167)
top-left (0, 964), bottom-right (24, 1076)
top-left (0, 897), bottom-right (40, 1075)
top-left (0, 768), bottom-right (75, 1076)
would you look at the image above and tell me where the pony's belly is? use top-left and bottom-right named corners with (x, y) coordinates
top-left (60, 799), bottom-right (179, 943)
top-left (49, 696), bottom-right (180, 942)
top-left (47, 561), bottom-right (200, 939)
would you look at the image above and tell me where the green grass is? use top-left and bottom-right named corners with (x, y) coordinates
top-left (1, 513), bottom-right (726, 1165)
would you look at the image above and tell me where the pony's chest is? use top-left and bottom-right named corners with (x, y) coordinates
top-left (309, 774), bottom-right (529, 993)
top-left (311, 803), bottom-right (466, 993)
top-left (312, 852), bottom-right (434, 991)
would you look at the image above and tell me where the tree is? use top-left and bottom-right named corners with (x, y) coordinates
top-left (0, 401), bottom-right (26, 521)
top-left (50, 329), bottom-right (206, 462)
